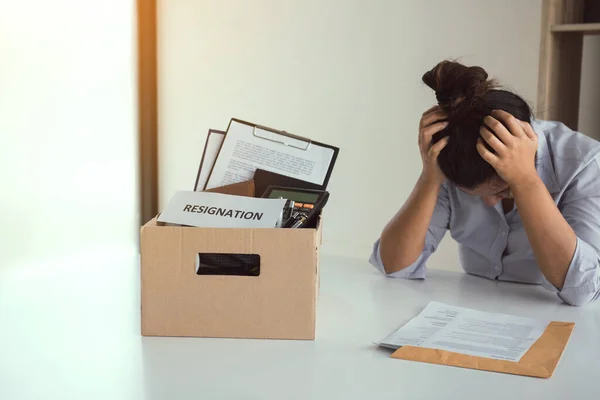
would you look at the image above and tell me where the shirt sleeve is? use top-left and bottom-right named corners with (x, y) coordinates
top-left (369, 181), bottom-right (451, 279)
top-left (540, 157), bottom-right (600, 306)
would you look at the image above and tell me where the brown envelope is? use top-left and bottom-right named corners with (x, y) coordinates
top-left (390, 321), bottom-right (575, 378)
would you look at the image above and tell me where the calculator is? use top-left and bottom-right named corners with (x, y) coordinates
top-left (261, 185), bottom-right (329, 228)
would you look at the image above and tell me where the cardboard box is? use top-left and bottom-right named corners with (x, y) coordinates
top-left (140, 180), bottom-right (321, 340)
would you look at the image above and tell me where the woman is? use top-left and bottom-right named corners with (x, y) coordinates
top-left (369, 60), bottom-right (600, 306)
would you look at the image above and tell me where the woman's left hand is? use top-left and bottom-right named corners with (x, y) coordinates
top-left (476, 109), bottom-right (539, 188)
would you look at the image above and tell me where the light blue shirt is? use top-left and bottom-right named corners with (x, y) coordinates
top-left (369, 120), bottom-right (600, 306)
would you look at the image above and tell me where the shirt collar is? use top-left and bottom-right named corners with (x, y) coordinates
top-left (532, 120), bottom-right (560, 195)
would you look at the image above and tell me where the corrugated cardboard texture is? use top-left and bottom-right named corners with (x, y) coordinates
top-left (391, 321), bottom-right (575, 378)
top-left (140, 180), bottom-right (321, 340)
top-left (204, 180), bottom-right (255, 197)
top-left (141, 220), bottom-right (319, 339)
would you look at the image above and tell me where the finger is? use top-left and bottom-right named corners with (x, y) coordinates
top-left (519, 121), bottom-right (538, 140)
top-left (420, 110), bottom-right (447, 130)
top-left (428, 136), bottom-right (450, 158)
top-left (491, 110), bottom-right (526, 138)
top-left (420, 121), bottom-right (449, 147)
top-left (479, 125), bottom-right (506, 155)
top-left (477, 138), bottom-right (499, 166)
top-left (484, 115), bottom-right (514, 146)
top-left (422, 105), bottom-right (440, 117)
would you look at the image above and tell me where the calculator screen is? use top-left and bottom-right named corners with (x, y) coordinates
top-left (269, 189), bottom-right (319, 204)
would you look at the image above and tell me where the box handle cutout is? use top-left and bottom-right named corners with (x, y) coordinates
top-left (196, 253), bottom-right (261, 276)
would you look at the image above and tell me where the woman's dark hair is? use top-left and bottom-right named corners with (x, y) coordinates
top-left (422, 60), bottom-right (533, 189)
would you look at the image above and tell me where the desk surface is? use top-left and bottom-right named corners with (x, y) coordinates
top-left (1, 251), bottom-right (599, 399)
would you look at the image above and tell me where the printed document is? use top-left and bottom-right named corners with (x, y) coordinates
top-left (205, 120), bottom-right (335, 190)
top-left (379, 301), bottom-right (550, 362)
top-left (195, 130), bottom-right (225, 191)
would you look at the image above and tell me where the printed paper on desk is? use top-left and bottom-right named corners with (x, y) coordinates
top-left (157, 191), bottom-right (287, 228)
top-left (205, 119), bottom-right (337, 190)
top-left (383, 301), bottom-right (575, 379)
top-left (380, 301), bottom-right (550, 362)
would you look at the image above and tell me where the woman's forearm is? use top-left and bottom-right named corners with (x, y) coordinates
top-left (379, 176), bottom-right (442, 274)
top-left (512, 176), bottom-right (577, 289)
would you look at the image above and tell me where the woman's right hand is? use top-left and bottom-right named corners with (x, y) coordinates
top-left (418, 106), bottom-right (450, 186)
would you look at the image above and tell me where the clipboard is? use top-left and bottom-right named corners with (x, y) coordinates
top-left (194, 129), bottom-right (225, 191)
top-left (204, 118), bottom-right (339, 191)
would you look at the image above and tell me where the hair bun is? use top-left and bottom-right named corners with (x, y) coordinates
top-left (422, 60), bottom-right (495, 113)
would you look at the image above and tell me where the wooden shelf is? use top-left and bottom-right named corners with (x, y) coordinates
top-left (551, 23), bottom-right (600, 33)
top-left (538, 0), bottom-right (591, 130)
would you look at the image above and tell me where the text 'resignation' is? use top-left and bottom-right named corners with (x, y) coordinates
top-left (183, 205), bottom-right (264, 220)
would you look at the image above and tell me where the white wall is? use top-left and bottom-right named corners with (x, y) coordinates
top-left (157, 0), bottom-right (542, 271)
top-left (0, 0), bottom-right (139, 276)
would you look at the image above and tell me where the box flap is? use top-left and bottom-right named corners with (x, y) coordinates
top-left (205, 180), bottom-right (255, 197)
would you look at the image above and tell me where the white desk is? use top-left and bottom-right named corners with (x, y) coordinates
top-left (1, 251), bottom-right (599, 399)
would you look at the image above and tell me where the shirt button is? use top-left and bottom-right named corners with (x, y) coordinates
top-left (494, 265), bottom-right (501, 271)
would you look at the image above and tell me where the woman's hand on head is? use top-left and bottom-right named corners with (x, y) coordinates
top-left (476, 110), bottom-right (538, 189)
top-left (418, 106), bottom-right (450, 187)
